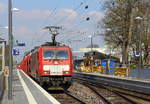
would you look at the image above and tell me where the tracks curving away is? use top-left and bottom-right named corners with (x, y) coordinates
top-left (48, 89), bottom-right (85, 104)
top-left (74, 77), bottom-right (150, 104)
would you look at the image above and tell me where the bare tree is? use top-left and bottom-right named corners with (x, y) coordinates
top-left (100, 0), bottom-right (150, 65)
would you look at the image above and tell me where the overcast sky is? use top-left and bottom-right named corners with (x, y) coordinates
top-left (0, 0), bottom-right (106, 61)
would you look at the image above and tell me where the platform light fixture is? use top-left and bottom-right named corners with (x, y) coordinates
top-left (135, 16), bottom-right (143, 78)
top-left (8, 0), bottom-right (19, 100)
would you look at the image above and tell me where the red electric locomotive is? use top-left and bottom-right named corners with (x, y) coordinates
top-left (24, 55), bottom-right (31, 75)
top-left (19, 27), bottom-right (73, 89)
top-left (18, 53), bottom-right (31, 74)
top-left (29, 44), bottom-right (73, 89)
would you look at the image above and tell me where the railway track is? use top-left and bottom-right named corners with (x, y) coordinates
top-left (64, 90), bottom-right (86, 104)
top-left (74, 77), bottom-right (150, 104)
top-left (79, 82), bottom-right (136, 104)
top-left (48, 89), bottom-right (85, 104)
top-left (108, 87), bottom-right (150, 104)
top-left (42, 76), bottom-right (150, 104)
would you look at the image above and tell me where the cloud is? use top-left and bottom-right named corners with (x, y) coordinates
top-left (15, 8), bottom-right (77, 22)
top-left (87, 11), bottom-right (104, 22)
top-left (57, 9), bottom-right (77, 20)
top-left (0, 0), bottom-right (107, 61)
top-left (0, 3), bottom-right (6, 13)
top-left (2, 8), bottom-right (104, 55)
top-left (16, 9), bottom-right (51, 20)
top-left (13, 9), bottom-right (104, 41)
top-left (12, 9), bottom-right (77, 42)
top-left (14, 26), bottom-right (33, 38)
top-left (14, 8), bottom-right (78, 29)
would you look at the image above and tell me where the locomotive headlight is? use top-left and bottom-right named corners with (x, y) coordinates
top-left (43, 65), bottom-right (50, 71)
top-left (63, 71), bottom-right (69, 74)
top-left (63, 65), bottom-right (70, 71)
top-left (44, 71), bottom-right (49, 74)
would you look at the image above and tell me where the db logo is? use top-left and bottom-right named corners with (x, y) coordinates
top-left (54, 61), bottom-right (58, 64)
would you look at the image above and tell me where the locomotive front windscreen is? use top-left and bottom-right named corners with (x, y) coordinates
top-left (44, 50), bottom-right (55, 59)
top-left (44, 50), bottom-right (68, 59)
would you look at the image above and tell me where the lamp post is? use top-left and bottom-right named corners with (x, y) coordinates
top-left (88, 35), bottom-right (93, 52)
top-left (105, 28), bottom-right (113, 75)
top-left (8, 0), bottom-right (13, 100)
top-left (8, 0), bottom-right (19, 99)
top-left (135, 16), bottom-right (143, 78)
top-left (88, 35), bottom-right (93, 72)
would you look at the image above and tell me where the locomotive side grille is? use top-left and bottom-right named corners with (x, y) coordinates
top-left (43, 65), bottom-right (70, 75)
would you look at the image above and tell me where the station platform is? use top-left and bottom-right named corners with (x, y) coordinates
top-left (74, 72), bottom-right (150, 95)
top-left (1, 69), bottom-right (60, 104)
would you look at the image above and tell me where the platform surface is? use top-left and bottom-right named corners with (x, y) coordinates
top-left (1, 70), bottom-right (60, 104)
top-left (82, 72), bottom-right (150, 82)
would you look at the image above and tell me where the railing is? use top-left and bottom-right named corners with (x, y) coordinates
top-left (0, 71), bottom-right (4, 100)
top-left (73, 72), bottom-right (150, 95)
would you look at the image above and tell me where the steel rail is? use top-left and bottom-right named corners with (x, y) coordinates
top-left (113, 90), bottom-right (150, 102)
top-left (81, 83), bottom-right (112, 104)
top-left (101, 85), bottom-right (139, 104)
top-left (64, 90), bottom-right (86, 104)
top-left (74, 77), bottom-right (140, 104)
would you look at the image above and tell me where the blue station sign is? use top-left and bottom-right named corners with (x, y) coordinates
top-left (133, 51), bottom-right (140, 57)
top-left (17, 42), bottom-right (25, 46)
top-left (12, 48), bottom-right (20, 55)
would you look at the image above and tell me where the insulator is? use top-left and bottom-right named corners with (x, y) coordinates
top-left (85, 5), bottom-right (88, 9)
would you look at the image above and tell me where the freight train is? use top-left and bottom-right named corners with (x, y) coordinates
top-left (18, 42), bottom-right (73, 89)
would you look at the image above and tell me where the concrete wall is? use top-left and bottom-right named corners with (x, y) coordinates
top-left (0, 71), bottom-right (4, 100)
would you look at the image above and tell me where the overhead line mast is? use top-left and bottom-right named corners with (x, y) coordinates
top-left (44, 26), bottom-right (61, 46)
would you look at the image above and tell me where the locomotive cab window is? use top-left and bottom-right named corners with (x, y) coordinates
top-left (56, 50), bottom-right (68, 59)
top-left (44, 50), bottom-right (55, 59)
top-left (43, 50), bottom-right (68, 59)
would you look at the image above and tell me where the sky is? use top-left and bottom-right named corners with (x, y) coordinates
top-left (0, 0), bottom-right (107, 61)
